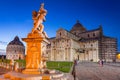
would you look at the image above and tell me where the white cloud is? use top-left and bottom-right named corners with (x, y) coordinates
top-left (0, 41), bottom-right (7, 55)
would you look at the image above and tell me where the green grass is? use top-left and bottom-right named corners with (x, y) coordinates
top-left (0, 59), bottom-right (10, 63)
top-left (0, 59), bottom-right (25, 67)
top-left (15, 60), bottom-right (26, 67)
top-left (46, 61), bottom-right (73, 73)
top-left (0, 59), bottom-right (73, 73)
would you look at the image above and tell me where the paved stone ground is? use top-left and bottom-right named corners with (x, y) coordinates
top-left (104, 62), bottom-right (120, 67)
top-left (0, 67), bottom-right (10, 75)
top-left (75, 62), bottom-right (120, 80)
top-left (0, 68), bottom-right (74, 80)
top-left (1, 62), bottom-right (120, 80)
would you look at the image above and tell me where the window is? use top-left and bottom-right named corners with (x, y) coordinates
top-left (84, 45), bottom-right (85, 48)
top-left (60, 32), bottom-right (61, 36)
top-left (93, 33), bottom-right (95, 37)
top-left (88, 34), bottom-right (90, 37)
top-left (91, 44), bottom-right (93, 47)
top-left (74, 32), bottom-right (76, 35)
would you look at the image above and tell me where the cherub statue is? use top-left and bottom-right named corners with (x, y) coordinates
top-left (31, 3), bottom-right (47, 34)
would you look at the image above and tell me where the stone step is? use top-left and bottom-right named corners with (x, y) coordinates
top-left (0, 75), bottom-right (10, 80)
top-left (0, 71), bottom-right (73, 80)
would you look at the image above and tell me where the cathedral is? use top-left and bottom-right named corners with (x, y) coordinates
top-left (46, 21), bottom-right (117, 62)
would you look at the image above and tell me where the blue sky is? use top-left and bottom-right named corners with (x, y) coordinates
top-left (0, 0), bottom-right (120, 51)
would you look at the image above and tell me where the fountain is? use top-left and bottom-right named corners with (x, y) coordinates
top-left (0, 3), bottom-right (67, 80)
top-left (22, 3), bottom-right (49, 75)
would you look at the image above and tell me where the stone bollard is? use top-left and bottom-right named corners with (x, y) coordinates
top-left (5, 63), bottom-right (7, 69)
top-left (0, 62), bottom-right (1, 67)
top-left (15, 62), bottom-right (19, 72)
top-left (3, 63), bottom-right (6, 68)
top-left (10, 59), bottom-right (15, 71)
top-left (2, 62), bottom-right (4, 68)
top-left (6, 63), bottom-right (10, 69)
top-left (1, 62), bottom-right (3, 67)
top-left (2, 63), bottom-right (4, 68)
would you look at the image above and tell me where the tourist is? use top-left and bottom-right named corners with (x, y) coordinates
top-left (77, 59), bottom-right (79, 64)
top-left (99, 59), bottom-right (103, 67)
top-left (101, 60), bottom-right (104, 67)
top-left (74, 60), bottom-right (77, 65)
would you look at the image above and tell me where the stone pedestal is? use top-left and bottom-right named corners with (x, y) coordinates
top-left (22, 33), bottom-right (48, 74)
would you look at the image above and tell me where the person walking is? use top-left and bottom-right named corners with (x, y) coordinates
top-left (101, 60), bottom-right (104, 67)
top-left (99, 59), bottom-right (103, 67)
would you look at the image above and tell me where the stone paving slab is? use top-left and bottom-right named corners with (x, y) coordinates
top-left (0, 67), bottom-right (10, 75)
top-left (75, 62), bottom-right (120, 80)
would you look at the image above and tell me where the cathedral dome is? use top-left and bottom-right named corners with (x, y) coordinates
top-left (70, 20), bottom-right (86, 35)
top-left (8, 36), bottom-right (24, 46)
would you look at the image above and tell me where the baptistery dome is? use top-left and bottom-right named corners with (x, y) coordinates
top-left (8, 36), bottom-right (24, 46)
top-left (6, 36), bottom-right (25, 60)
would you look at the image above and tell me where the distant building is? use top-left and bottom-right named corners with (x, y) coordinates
top-left (46, 21), bottom-right (117, 62)
top-left (0, 55), bottom-right (6, 59)
top-left (6, 36), bottom-right (25, 60)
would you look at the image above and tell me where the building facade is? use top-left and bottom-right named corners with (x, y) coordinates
top-left (6, 36), bottom-right (25, 60)
top-left (46, 21), bottom-right (117, 62)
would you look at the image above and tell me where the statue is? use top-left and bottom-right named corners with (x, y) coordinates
top-left (31, 3), bottom-right (47, 34)
top-left (22, 3), bottom-right (49, 74)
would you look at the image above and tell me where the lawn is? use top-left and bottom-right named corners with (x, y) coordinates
top-left (0, 59), bottom-right (73, 73)
top-left (15, 60), bottom-right (26, 67)
top-left (46, 61), bottom-right (73, 73)
top-left (0, 59), bottom-right (10, 63)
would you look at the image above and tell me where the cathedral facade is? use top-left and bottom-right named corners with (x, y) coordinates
top-left (46, 21), bottom-right (117, 62)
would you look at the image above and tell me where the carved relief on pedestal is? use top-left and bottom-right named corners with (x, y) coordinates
top-left (25, 42), bottom-right (41, 69)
